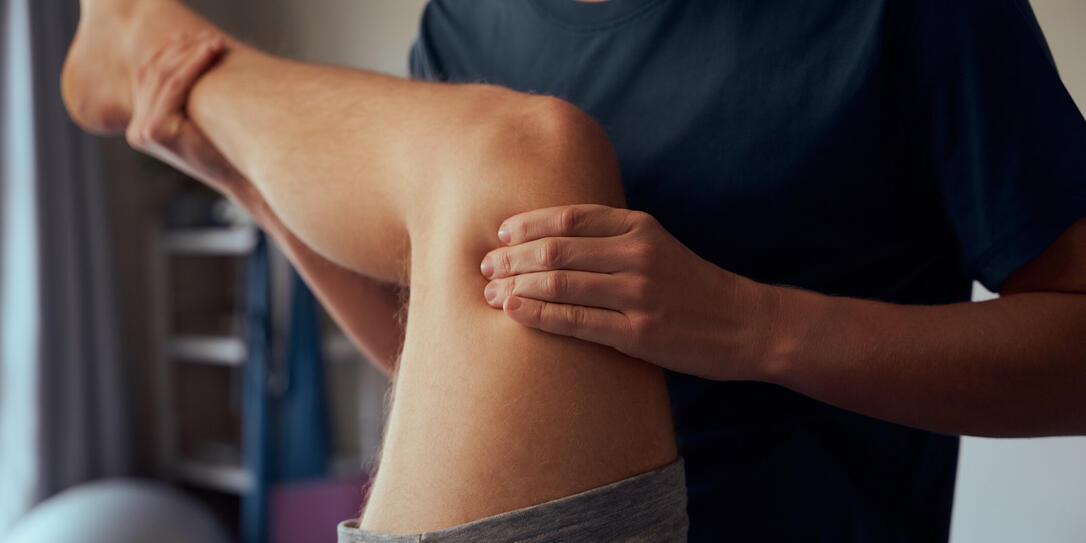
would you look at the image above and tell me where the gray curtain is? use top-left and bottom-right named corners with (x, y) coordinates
top-left (0, 0), bottom-right (130, 535)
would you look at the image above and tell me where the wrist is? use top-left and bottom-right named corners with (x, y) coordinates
top-left (756, 283), bottom-right (824, 387)
top-left (708, 274), bottom-right (794, 383)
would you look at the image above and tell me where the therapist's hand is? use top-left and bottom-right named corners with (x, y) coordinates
top-left (126, 32), bottom-right (240, 192)
top-left (479, 204), bottom-right (782, 380)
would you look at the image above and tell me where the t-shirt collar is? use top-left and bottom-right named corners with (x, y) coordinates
top-left (529, 0), bottom-right (666, 31)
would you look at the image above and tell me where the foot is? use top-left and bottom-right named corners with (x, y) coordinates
top-left (62, 0), bottom-right (139, 135)
top-left (62, 0), bottom-right (213, 135)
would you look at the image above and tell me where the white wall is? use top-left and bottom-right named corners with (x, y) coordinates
top-left (953, 428), bottom-right (1086, 542)
top-left (1029, 0), bottom-right (1086, 117)
top-left (188, 0), bottom-right (427, 77)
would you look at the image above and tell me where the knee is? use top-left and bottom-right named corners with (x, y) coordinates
top-left (419, 89), bottom-right (624, 225)
top-left (486, 92), bottom-right (625, 209)
top-left (408, 88), bottom-right (625, 282)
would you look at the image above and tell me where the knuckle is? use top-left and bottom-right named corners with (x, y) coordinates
top-left (627, 241), bottom-right (654, 269)
top-left (539, 239), bottom-right (563, 268)
top-left (497, 250), bottom-right (512, 275)
top-left (627, 313), bottom-right (654, 342)
top-left (565, 305), bottom-right (586, 330)
top-left (628, 276), bottom-right (652, 301)
top-left (544, 272), bottom-right (568, 298)
top-left (630, 210), bottom-right (655, 229)
top-left (558, 206), bottom-right (583, 233)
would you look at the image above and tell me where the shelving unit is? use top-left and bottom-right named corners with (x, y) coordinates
top-left (150, 221), bottom-right (259, 497)
top-left (147, 192), bottom-right (390, 541)
top-left (175, 460), bottom-right (254, 495)
top-left (169, 336), bottom-right (247, 366)
top-left (161, 226), bottom-right (258, 256)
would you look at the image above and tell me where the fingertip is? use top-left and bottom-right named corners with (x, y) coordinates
top-left (497, 224), bottom-right (511, 244)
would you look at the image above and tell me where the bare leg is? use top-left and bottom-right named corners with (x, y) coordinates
top-left (66, 0), bottom-right (414, 281)
top-left (64, 0), bottom-right (678, 533)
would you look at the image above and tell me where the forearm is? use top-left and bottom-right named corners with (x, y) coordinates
top-left (766, 286), bottom-right (1086, 437)
top-left (227, 178), bottom-right (404, 375)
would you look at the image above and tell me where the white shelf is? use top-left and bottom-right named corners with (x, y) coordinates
top-left (169, 335), bottom-right (246, 366)
top-left (161, 226), bottom-right (257, 255)
top-left (174, 460), bottom-right (252, 494)
top-left (330, 456), bottom-right (367, 478)
top-left (323, 333), bottom-right (364, 362)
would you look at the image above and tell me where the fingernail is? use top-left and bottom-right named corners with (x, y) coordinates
top-left (497, 225), bottom-right (511, 244)
top-left (506, 296), bottom-right (522, 311)
top-left (480, 259), bottom-right (493, 278)
top-left (484, 282), bottom-right (498, 303)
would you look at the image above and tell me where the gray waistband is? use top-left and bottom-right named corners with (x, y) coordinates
top-left (338, 457), bottom-right (688, 543)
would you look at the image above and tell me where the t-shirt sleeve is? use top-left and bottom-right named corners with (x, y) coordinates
top-left (408, 2), bottom-right (443, 82)
top-left (409, 36), bottom-right (439, 81)
top-left (910, 0), bottom-right (1086, 292)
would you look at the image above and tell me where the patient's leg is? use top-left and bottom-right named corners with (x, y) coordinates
top-left (64, 0), bottom-right (679, 534)
top-left (66, 0), bottom-right (539, 283)
top-left (361, 106), bottom-right (678, 532)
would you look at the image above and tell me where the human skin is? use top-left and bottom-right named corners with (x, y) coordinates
top-left (481, 202), bottom-right (1086, 437)
top-left (122, 35), bottom-right (406, 374)
top-left (63, 2), bottom-right (677, 534)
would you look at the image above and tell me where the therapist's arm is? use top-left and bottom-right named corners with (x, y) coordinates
top-left (482, 207), bottom-right (1086, 437)
top-left (768, 217), bottom-right (1086, 437)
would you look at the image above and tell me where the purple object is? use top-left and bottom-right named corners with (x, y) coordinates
top-left (270, 474), bottom-right (372, 543)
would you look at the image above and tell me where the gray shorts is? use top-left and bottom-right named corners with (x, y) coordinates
top-left (337, 458), bottom-right (688, 542)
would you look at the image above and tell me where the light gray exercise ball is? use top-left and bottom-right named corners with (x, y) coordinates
top-left (5, 478), bottom-right (232, 543)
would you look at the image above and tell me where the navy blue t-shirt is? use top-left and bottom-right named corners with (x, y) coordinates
top-left (409, 1), bottom-right (1086, 541)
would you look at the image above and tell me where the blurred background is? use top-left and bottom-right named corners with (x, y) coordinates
top-left (0, 1), bottom-right (1083, 542)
